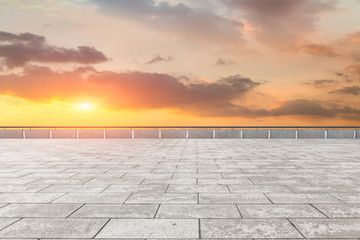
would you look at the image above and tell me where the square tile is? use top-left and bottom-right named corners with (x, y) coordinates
top-left (200, 194), bottom-right (270, 204)
top-left (331, 193), bottom-right (360, 203)
top-left (0, 193), bottom-right (64, 203)
top-left (266, 193), bottom-right (341, 203)
top-left (103, 184), bottom-right (167, 193)
top-left (156, 204), bottom-right (241, 218)
top-left (291, 219), bottom-right (360, 238)
top-left (40, 185), bottom-right (108, 193)
top-left (0, 218), bottom-right (108, 238)
top-left (0, 203), bottom-right (81, 217)
top-left (229, 185), bottom-right (292, 193)
top-left (167, 184), bottom-right (229, 193)
top-left (314, 204), bottom-right (360, 218)
top-left (201, 219), bottom-right (303, 238)
top-left (238, 204), bottom-right (325, 218)
top-left (0, 218), bottom-right (19, 230)
top-left (96, 219), bottom-right (199, 238)
top-left (53, 193), bottom-right (130, 204)
top-left (70, 204), bottom-right (158, 218)
top-left (126, 193), bottom-right (197, 203)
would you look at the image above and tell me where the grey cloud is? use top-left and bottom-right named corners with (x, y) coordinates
top-left (0, 31), bottom-right (108, 68)
top-left (302, 79), bottom-right (337, 88)
top-left (216, 58), bottom-right (234, 66)
top-left (224, 0), bottom-right (338, 49)
top-left (330, 86), bottom-right (360, 95)
top-left (146, 55), bottom-right (172, 64)
top-left (92, 0), bottom-right (244, 45)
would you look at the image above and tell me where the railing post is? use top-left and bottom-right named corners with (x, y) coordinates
top-left (295, 129), bottom-right (298, 139)
top-left (131, 129), bottom-right (134, 139)
top-left (240, 129), bottom-right (243, 139)
top-left (268, 129), bottom-right (271, 139)
top-left (325, 129), bottom-right (328, 139)
top-left (76, 129), bottom-right (79, 139)
top-left (213, 129), bottom-right (215, 139)
top-left (49, 129), bottom-right (52, 139)
top-left (186, 130), bottom-right (189, 139)
top-left (103, 129), bottom-right (106, 139)
top-left (159, 129), bottom-right (162, 139)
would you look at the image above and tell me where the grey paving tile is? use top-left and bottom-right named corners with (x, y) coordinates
top-left (156, 204), bottom-right (241, 218)
top-left (314, 204), bottom-right (360, 218)
top-left (198, 178), bottom-right (253, 185)
top-left (291, 218), bottom-right (360, 238)
top-left (0, 203), bottom-right (81, 217)
top-left (201, 219), bottom-right (303, 238)
top-left (141, 178), bottom-right (197, 185)
top-left (266, 193), bottom-right (341, 203)
top-left (250, 178), bottom-right (309, 185)
top-left (200, 194), bottom-right (270, 204)
top-left (103, 184), bottom-right (167, 193)
top-left (126, 193), bottom-right (197, 203)
top-left (29, 178), bottom-right (91, 185)
top-left (0, 218), bottom-right (19, 230)
top-left (289, 185), bottom-right (355, 193)
top-left (0, 218), bottom-right (108, 238)
top-left (331, 193), bottom-right (360, 203)
top-left (70, 204), bottom-right (158, 218)
top-left (167, 184), bottom-right (229, 193)
top-left (0, 193), bottom-right (64, 203)
top-left (0, 185), bottom-right (50, 193)
top-left (229, 185), bottom-right (292, 193)
top-left (96, 219), bottom-right (199, 238)
top-left (1, 138), bottom-right (360, 239)
top-left (85, 178), bottom-right (144, 185)
top-left (53, 193), bottom-right (130, 204)
top-left (238, 204), bottom-right (325, 218)
top-left (40, 184), bottom-right (108, 193)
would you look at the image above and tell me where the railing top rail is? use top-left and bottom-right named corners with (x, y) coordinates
top-left (0, 126), bottom-right (359, 129)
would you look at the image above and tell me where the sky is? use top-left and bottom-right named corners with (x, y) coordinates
top-left (0, 0), bottom-right (360, 126)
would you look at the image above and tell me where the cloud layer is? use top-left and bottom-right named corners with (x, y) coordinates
top-left (0, 31), bottom-right (108, 68)
top-left (1, 66), bottom-right (359, 120)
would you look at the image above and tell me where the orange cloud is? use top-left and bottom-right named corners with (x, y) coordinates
top-left (298, 44), bottom-right (338, 57)
top-left (1, 66), bottom-right (359, 120)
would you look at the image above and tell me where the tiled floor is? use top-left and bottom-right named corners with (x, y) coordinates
top-left (0, 139), bottom-right (359, 239)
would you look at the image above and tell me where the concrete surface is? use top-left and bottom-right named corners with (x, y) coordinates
top-left (298, 129), bottom-right (325, 139)
top-left (78, 129), bottom-right (104, 139)
top-left (0, 129), bottom-right (22, 139)
top-left (0, 129), bottom-right (358, 139)
top-left (0, 139), bottom-right (359, 239)
top-left (188, 129), bottom-right (213, 138)
top-left (134, 129), bottom-right (159, 139)
top-left (105, 129), bottom-right (132, 139)
top-left (215, 129), bottom-right (242, 138)
top-left (160, 129), bottom-right (187, 138)
top-left (242, 129), bottom-right (269, 138)
top-left (327, 129), bottom-right (356, 139)
top-left (51, 129), bottom-right (76, 139)
top-left (270, 129), bottom-right (296, 139)
top-left (24, 129), bottom-right (50, 139)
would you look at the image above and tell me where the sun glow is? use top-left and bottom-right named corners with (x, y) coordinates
top-left (79, 103), bottom-right (94, 110)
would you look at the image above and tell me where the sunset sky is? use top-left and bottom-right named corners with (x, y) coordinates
top-left (0, 0), bottom-right (360, 126)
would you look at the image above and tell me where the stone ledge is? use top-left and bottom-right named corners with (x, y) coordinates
top-left (0, 129), bottom-right (358, 139)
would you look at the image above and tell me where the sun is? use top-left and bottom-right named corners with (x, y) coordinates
top-left (78, 103), bottom-right (94, 110)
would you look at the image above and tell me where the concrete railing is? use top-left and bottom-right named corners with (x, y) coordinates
top-left (0, 127), bottom-right (359, 139)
